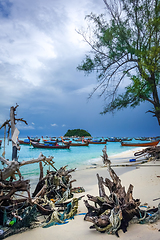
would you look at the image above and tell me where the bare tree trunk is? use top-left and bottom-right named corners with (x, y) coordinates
top-left (10, 106), bottom-right (19, 160)
top-left (39, 161), bottom-right (43, 181)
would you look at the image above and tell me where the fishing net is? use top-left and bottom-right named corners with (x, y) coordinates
top-left (0, 205), bottom-right (39, 239)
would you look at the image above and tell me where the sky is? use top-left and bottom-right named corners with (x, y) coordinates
top-left (0, 0), bottom-right (159, 138)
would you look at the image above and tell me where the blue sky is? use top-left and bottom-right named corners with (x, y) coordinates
top-left (0, 0), bottom-right (159, 138)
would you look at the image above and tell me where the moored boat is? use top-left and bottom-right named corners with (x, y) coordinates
top-left (18, 136), bottom-right (40, 145)
top-left (121, 140), bottom-right (159, 147)
top-left (61, 137), bottom-right (89, 146)
top-left (106, 137), bottom-right (122, 142)
top-left (0, 140), bottom-right (2, 147)
top-left (30, 137), bottom-right (40, 142)
top-left (85, 139), bottom-right (107, 144)
top-left (69, 142), bottom-right (89, 146)
top-left (42, 140), bottom-right (57, 145)
top-left (42, 136), bottom-right (52, 142)
top-left (30, 141), bottom-right (70, 149)
top-left (18, 139), bottom-right (30, 145)
top-left (75, 139), bottom-right (83, 142)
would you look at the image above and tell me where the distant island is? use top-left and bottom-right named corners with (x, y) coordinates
top-left (64, 129), bottom-right (91, 137)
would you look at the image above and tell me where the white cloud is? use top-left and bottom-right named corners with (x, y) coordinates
top-left (0, 21), bottom-right (57, 86)
top-left (51, 123), bottom-right (58, 127)
top-left (16, 122), bottom-right (35, 130)
top-left (1, 0), bottom-right (105, 91)
top-left (0, 0), bottom-right (105, 111)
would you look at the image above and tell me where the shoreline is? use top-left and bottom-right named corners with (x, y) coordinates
top-left (28, 146), bottom-right (152, 195)
top-left (29, 147), bottom-right (144, 191)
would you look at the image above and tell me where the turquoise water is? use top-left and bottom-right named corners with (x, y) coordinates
top-left (0, 138), bottom-right (140, 180)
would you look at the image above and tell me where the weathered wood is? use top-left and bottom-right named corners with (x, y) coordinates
top-left (34, 184), bottom-right (47, 198)
top-left (0, 159), bottom-right (20, 180)
top-left (101, 145), bottom-right (111, 165)
top-left (10, 106), bottom-right (16, 149)
top-left (97, 174), bottom-right (110, 203)
top-left (83, 146), bottom-right (144, 236)
top-left (32, 178), bottom-right (46, 197)
top-left (125, 184), bottom-right (134, 203)
top-left (20, 153), bottom-right (54, 166)
top-left (57, 166), bottom-right (76, 176)
top-left (0, 179), bottom-right (31, 203)
top-left (0, 104), bottom-right (28, 161)
top-left (39, 161), bottom-right (43, 181)
top-left (0, 153), bottom-right (54, 180)
top-left (108, 166), bottom-right (122, 189)
top-left (0, 105), bottom-right (85, 238)
top-left (103, 178), bottom-right (114, 192)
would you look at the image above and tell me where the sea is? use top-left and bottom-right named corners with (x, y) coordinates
top-left (0, 137), bottom-right (141, 182)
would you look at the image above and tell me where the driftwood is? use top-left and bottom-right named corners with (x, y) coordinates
top-left (0, 104), bottom-right (28, 159)
top-left (84, 166), bottom-right (141, 236)
top-left (134, 146), bottom-right (160, 160)
top-left (32, 165), bottom-right (76, 202)
top-left (0, 179), bottom-right (31, 204)
top-left (101, 145), bottom-right (111, 165)
top-left (83, 146), bottom-right (160, 237)
top-left (0, 160), bottom-right (84, 238)
top-left (0, 153), bottom-right (55, 180)
top-left (0, 105), bottom-right (85, 239)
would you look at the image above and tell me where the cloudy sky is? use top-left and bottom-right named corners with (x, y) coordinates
top-left (0, 0), bottom-right (159, 138)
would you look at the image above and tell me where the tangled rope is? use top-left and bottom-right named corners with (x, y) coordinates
top-left (42, 198), bottom-right (80, 228)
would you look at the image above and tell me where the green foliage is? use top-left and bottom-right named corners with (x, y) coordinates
top-left (77, 56), bottom-right (94, 73)
top-left (64, 129), bottom-right (91, 137)
top-left (101, 74), bottom-right (156, 113)
top-left (101, 86), bottom-right (144, 114)
top-left (77, 0), bottom-right (160, 124)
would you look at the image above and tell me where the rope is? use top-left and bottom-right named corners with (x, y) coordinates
top-left (138, 209), bottom-right (147, 223)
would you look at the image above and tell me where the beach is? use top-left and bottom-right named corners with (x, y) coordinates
top-left (5, 147), bottom-right (160, 240)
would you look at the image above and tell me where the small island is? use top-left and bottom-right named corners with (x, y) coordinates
top-left (64, 129), bottom-right (91, 137)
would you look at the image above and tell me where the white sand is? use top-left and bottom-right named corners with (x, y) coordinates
top-left (6, 148), bottom-right (160, 240)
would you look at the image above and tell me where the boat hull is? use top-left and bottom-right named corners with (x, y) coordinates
top-left (61, 137), bottom-right (89, 146)
top-left (121, 140), bottom-right (159, 147)
top-left (87, 141), bottom-right (107, 144)
top-left (70, 142), bottom-right (89, 146)
top-left (64, 142), bottom-right (89, 146)
top-left (31, 142), bottom-right (70, 149)
top-left (18, 140), bottom-right (30, 145)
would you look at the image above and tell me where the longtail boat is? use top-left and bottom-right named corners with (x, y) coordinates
top-left (42, 140), bottom-right (57, 145)
top-left (30, 141), bottom-right (70, 149)
top-left (61, 137), bottom-right (89, 146)
top-left (85, 140), bottom-right (107, 144)
top-left (64, 141), bottom-right (89, 146)
top-left (69, 142), bottom-right (89, 146)
top-left (18, 139), bottom-right (30, 145)
top-left (121, 140), bottom-right (159, 147)
top-left (18, 137), bottom-right (40, 145)
top-left (30, 137), bottom-right (40, 142)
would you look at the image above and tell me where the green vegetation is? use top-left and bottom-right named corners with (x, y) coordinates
top-left (77, 0), bottom-right (160, 125)
top-left (64, 129), bottom-right (91, 137)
